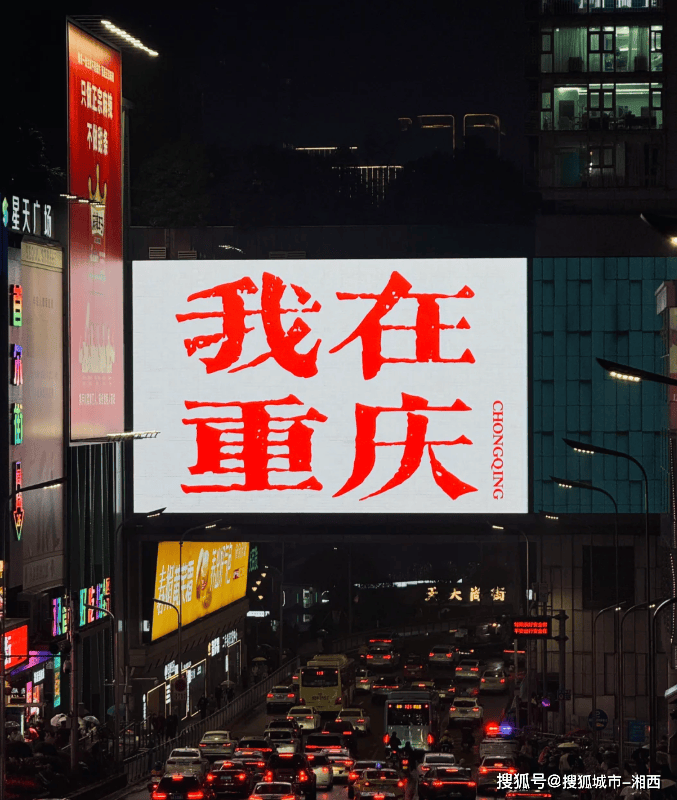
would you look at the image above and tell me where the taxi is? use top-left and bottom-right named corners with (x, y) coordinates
top-left (286, 706), bottom-right (321, 732)
top-left (336, 707), bottom-right (371, 734)
top-left (352, 768), bottom-right (407, 800)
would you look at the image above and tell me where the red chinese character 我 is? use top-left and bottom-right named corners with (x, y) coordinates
top-left (181, 395), bottom-right (327, 493)
top-left (176, 273), bottom-right (321, 377)
top-left (334, 392), bottom-right (478, 501)
top-left (329, 271), bottom-right (475, 379)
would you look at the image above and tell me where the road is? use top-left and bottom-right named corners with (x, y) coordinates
top-left (122, 637), bottom-right (512, 800)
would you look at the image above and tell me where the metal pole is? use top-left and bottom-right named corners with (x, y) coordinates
top-left (84, 605), bottom-right (118, 763)
top-left (522, 532), bottom-right (531, 729)
top-left (620, 601), bottom-right (651, 766)
top-left (153, 598), bottom-right (181, 728)
top-left (279, 545), bottom-right (285, 669)
top-left (555, 610), bottom-right (568, 736)
top-left (69, 594), bottom-right (78, 772)
top-left (513, 638), bottom-right (520, 728)
top-left (179, 538), bottom-right (183, 729)
top-left (651, 597), bottom-right (677, 772)
top-left (348, 544), bottom-right (353, 636)
top-left (593, 604), bottom-right (621, 752)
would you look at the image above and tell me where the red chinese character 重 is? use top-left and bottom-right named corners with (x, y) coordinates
top-left (329, 271), bottom-right (475, 379)
top-left (334, 392), bottom-right (478, 501)
top-left (181, 395), bottom-right (328, 492)
top-left (176, 273), bottom-right (321, 377)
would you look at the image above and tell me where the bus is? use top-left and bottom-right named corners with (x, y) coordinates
top-left (384, 690), bottom-right (447, 752)
top-left (298, 654), bottom-right (356, 715)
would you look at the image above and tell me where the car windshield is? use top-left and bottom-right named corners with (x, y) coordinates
top-left (426, 755), bottom-right (456, 764)
top-left (256, 784), bottom-right (293, 794)
top-left (272, 686), bottom-right (290, 693)
top-left (433, 768), bottom-right (468, 778)
top-left (484, 672), bottom-right (502, 678)
top-left (307, 755), bottom-right (329, 766)
top-left (172, 750), bottom-right (200, 757)
top-left (167, 759), bottom-right (201, 766)
top-left (339, 710), bottom-right (361, 716)
top-left (269, 731), bottom-right (292, 740)
top-left (203, 734), bottom-right (230, 741)
top-left (454, 699), bottom-right (476, 707)
top-left (290, 708), bottom-right (312, 714)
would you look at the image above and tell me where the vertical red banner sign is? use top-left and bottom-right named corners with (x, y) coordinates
top-left (67, 23), bottom-right (124, 439)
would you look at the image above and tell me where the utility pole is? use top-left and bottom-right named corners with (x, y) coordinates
top-left (555, 610), bottom-right (569, 736)
top-left (69, 595), bottom-right (78, 771)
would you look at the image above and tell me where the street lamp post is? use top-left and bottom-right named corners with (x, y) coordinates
top-left (620, 601), bottom-right (655, 764)
top-left (592, 603), bottom-right (625, 753)
top-left (83, 603), bottom-right (119, 763)
top-left (263, 553), bottom-right (285, 669)
top-left (1, 476), bottom-right (67, 800)
top-left (153, 598), bottom-right (181, 722)
top-left (652, 598), bottom-right (677, 771)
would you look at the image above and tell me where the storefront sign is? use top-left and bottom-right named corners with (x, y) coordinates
top-left (68, 23), bottom-right (124, 440)
top-left (12, 462), bottom-right (23, 540)
top-left (151, 542), bottom-right (249, 641)
top-left (10, 285), bottom-right (22, 326)
top-left (9, 651), bottom-right (53, 677)
top-left (247, 610), bottom-right (270, 618)
top-left (51, 579), bottom-right (110, 636)
top-left (4, 625), bottom-right (28, 670)
top-left (224, 629), bottom-right (238, 648)
top-left (33, 667), bottom-right (45, 684)
top-left (12, 346), bottom-right (23, 386)
top-left (164, 661), bottom-right (179, 681)
top-left (208, 636), bottom-right (221, 657)
top-left (7, 196), bottom-right (53, 238)
top-left (53, 655), bottom-right (61, 707)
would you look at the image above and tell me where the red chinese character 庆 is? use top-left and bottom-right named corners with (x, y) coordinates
top-left (334, 392), bottom-right (478, 501)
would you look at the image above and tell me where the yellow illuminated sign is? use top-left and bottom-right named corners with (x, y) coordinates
top-left (152, 541), bottom-right (249, 641)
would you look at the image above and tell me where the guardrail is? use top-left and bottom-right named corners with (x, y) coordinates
top-left (123, 657), bottom-right (301, 784)
top-left (329, 616), bottom-right (499, 654)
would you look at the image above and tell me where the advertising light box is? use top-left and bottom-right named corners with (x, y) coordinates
top-left (133, 259), bottom-right (528, 514)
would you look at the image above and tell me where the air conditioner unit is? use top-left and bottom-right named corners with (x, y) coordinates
top-left (269, 250), bottom-right (307, 259)
top-left (148, 247), bottom-right (167, 259)
top-left (178, 250), bottom-right (198, 259)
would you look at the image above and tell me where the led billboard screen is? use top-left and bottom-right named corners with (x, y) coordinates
top-left (133, 259), bottom-right (528, 513)
top-left (68, 22), bottom-right (124, 439)
top-left (152, 541), bottom-right (249, 640)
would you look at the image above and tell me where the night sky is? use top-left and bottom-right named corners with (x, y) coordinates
top-left (7, 1), bottom-right (528, 172)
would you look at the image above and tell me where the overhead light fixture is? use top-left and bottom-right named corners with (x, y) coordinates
top-left (146, 507), bottom-right (166, 518)
top-left (671, 236), bottom-right (677, 246)
top-left (609, 370), bottom-right (641, 383)
top-left (544, 513), bottom-right (559, 521)
top-left (573, 446), bottom-right (595, 454)
top-left (260, 572), bottom-right (267, 579)
top-left (204, 524), bottom-right (216, 530)
top-left (101, 19), bottom-right (159, 56)
top-left (257, 595), bottom-right (264, 601)
top-left (492, 525), bottom-right (504, 530)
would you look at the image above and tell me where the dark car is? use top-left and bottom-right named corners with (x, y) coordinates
top-left (152, 774), bottom-right (216, 800)
top-left (263, 753), bottom-right (317, 800)
top-left (206, 764), bottom-right (254, 798)
top-left (304, 732), bottom-right (346, 753)
top-left (229, 752), bottom-right (269, 781)
top-left (323, 721), bottom-right (357, 754)
top-left (265, 718), bottom-right (301, 737)
top-left (235, 737), bottom-right (276, 756)
top-left (403, 656), bottom-right (426, 680)
top-left (418, 767), bottom-right (477, 800)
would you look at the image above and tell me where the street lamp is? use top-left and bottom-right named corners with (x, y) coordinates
top-left (153, 597), bottom-right (181, 727)
top-left (562, 437), bottom-right (652, 715)
top-left (263, 552), bottom-right (286, 670)
top-left (83, 601), bottom-right (119, 762)
top-left (591, 603), bottom-right (626, 752)
top-left (651, 598), bottom-right (677, 771)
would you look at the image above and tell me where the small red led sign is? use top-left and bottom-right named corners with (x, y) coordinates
top-left (511, 617), bottom-right (552, 638)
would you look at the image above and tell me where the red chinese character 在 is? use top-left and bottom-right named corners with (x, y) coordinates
top-left (181, 395), bottom-right (328, 493)
top-left (176, 273), bottom-right (321, 377)
top-left (334, 392), bottom-right (478, 501)
top-left (329, 271), bottom-right (475, 379)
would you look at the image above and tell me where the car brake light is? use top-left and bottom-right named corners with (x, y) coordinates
top-left (267, 693), bottom-right (274, 698)
top-left (398, 780), bottom-right (406, 787)
top-left (343, 731), bottom-right (352, 735)
top-left (257, 762), bottom-right (266, 768)
top-left (481, 679), bottom-right (486, 683)
top-left (172, 775), bottom-right (184, 781)
top-left (432, 781), bottom-right (443, 788)
top-left (321, 767), bottom-right (330, 773)
top-left (473, 708), bottom-right (480, 712)
top-left (364, 782), bottom-right (370, 787)
top-left (357, 719), bottom-right (365, 723)
top-left (374, 795), bottom-right (385, 800)
top-left (366, 655), bottom-right (374, 659)
top-left (427, 733), bottom-right (434, 745)
top-left (152, 794), bottom-right (168, 800)
top-left (467, 782), bottom-right (477, 787)
top-left (282, 796), bottom-right (296, 800)
top-left (199, 743), bottom-right (206, 747)
top-left (500, 679), bottom-right (505, 683)
top-left (299, 772), bottom-right (308, 781)
top-left (383, 734), bottom-right (389, 743)
top-left (509, 768), bottom-right (517, 774)
top-left (480, 767), bottom-right (488, 774)
top-left (250, 796), bottom-right (263, 800)
top-left (207, 774), bottom-right (216, 782)
top-left (450, 707), bottom-right (456, 711)
top-left (383, 655), bottom-right (391, 660)
top-left (264, 772), bottom-right (273, 782)
top-left (287, 694), bottom-right (295, 698)
top-left (429, 652), bottom-right (435, 657)
top-left (455, 667), bottom-right (461, 671)
top-left (237, 774), bottom-right (247, 781)
top-left (348, 772), bottom-right (358, 781)
top-left (187, 794), bottom-right (204, 800)
top-left (299, 698), bottom-right (304, 704)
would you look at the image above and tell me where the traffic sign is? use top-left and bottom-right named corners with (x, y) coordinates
top-left (172, 676), bottom-right (187, 702)
top-left (588, 709), bottom-right (608, 731)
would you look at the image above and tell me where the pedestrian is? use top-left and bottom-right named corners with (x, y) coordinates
top-left (166, 709), bottom-right (179, 740)
top-left (197, 694), bottom-right (208, 720)
top-left (215, 685), bottom-right (223, 709)
top-left (227, 685), bottom-right (235, 703)
top-left (207, 694), bottom-right (217, 715)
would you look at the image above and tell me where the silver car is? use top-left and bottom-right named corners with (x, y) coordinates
top-left (449, 697), bottom-right (483, 723)
top-left (199, 731), bottom-right (236, 759)
top-left (266, 730), bottom-right (301, 755)
top-left (305, 751), bottom-right (334, 790)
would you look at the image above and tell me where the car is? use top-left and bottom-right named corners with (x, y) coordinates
top-left (405, 679), bottom-right (435, 691)
top-left (371, 676), bottom-right (405, 703)
top-left (323, 720), bottom-right (357, 753)
top-left (169, 748), bottom-right (204, 761)
top-left (265, 730), bottom-right (301, 755)
top-left (263, 753), bottom-right (317, 799)
top-left (351, 768), bottom-right (407, 800)
top-left (477, 757), bottom-right (517, 778)
top-left (325, 748), bottom-right (355, 783)
top-left (448, 697), bottom-right (483, 723)
top-left (230, 753), bottom-right (269, 781)
top-left (267, 685), bottom-right (299, 714)
top-left (304, 732), bottom-right (346, 753)
top-left (478, 737), bottom-right (520, 761)
top-left (454, 680), bottom-right (480, 698)
top-left (236, 737), bottom-right (276, 756)
top-left (152, 774), bottom-right (216, 800)
top-left (418, 767), bottom-right (476, 800)
top-left (403, 656), bottom-right (426, 679)
top-left (454, 660), bottom-right (482, 680)
top-left (336, 707), bottom-right (371, 734)
top-left (165, 757), bottom-right (209, 777)
top-left (428, 645), bottom-right (457, 667)
top-left (265, 719), bottom-right (302, 737)
top-left (433, 677), bottom-right (457, 704)
top-left (206, 763), bottom-right (254, 798)
top-left (417, 753), bottom-right (458, 779)
top-left (355, 669), bottom-right (375, 693)
top-left (250, 781), bottom-right (301, 800)
top-left (476, 778), bottom-right (508, 800)
top-left (347, 761), bottom-right (386, 786)
top-left (480, 669), bottom-right (508, 694)
top-left (365, 646), bottom-right (400, 669)
top-left (286, 706), bottom-right (321, 732)
top-left (304, 752), bottom-right (334, 790)
top-left (200, 732), bottom-right (237, 760)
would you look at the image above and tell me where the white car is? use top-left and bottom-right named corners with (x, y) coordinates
top-left (265, 729), bottom-right (301, 754)
top-left (251, 781), bottom-right (296, 800)
top-left (480, 668), bottom-right (509, 693)
top-left (199, 731), bottom-right (236, 759)
top-left (336, 707), bottom-right (371, 734)
top-left (287, 705), bottom-right (321, 731)
top-left (164, 756), bottom-right (208, 777)
top-left (449, 697), bottom-right (483, 722)
top-left (305, 751), bottom-right (334, 789)
top-left (428, 644), bottom-right (457, 667)
top-left (455, 659), bottom-right (482, 679)
top-left (169, 748), bottom-right (203, 760)
top-left (417, 752), bottom-right (457, 779)
top-left (355, 669), bottom-right (375, 693)
top-left (266, 684), bottom-right (298, 713)
top-left (365, 646), bottom-right (399, 669)
top-left (326, 747), bottom-right (355, 782)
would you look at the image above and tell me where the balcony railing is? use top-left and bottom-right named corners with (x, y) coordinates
top-left (542, 0), bottom-right (662, 13)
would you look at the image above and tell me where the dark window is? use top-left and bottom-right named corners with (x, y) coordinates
top-left (582, 546), bottom-right (634, 608)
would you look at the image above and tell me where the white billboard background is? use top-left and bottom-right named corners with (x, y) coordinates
top-left (133, 259), bottom-right (527, 513)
